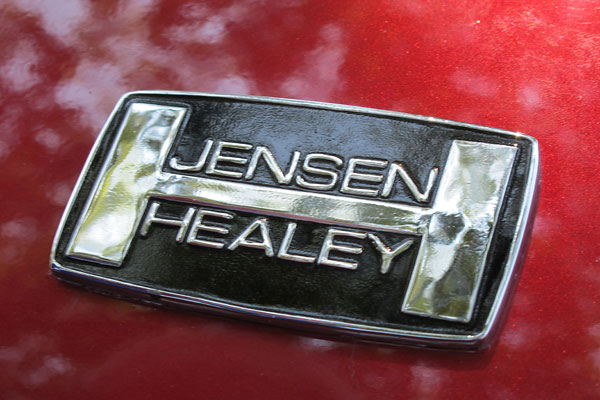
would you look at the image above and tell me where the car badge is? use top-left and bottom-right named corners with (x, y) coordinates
top-left (51, 91), bottom-right (539, 349)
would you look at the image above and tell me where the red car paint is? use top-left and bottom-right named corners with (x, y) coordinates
top-left (1, 0), bottom-right (599, 398)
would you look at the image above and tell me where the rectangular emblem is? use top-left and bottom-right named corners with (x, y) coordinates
top-left (51, 91), bottom-right (539, 349)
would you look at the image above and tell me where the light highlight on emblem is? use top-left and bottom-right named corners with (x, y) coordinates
top-left (67, 103), bottom-right (517, 322)
top-left (51, 92), bottom-right (539, 349)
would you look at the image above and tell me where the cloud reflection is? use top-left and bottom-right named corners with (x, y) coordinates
top-left (0, 40), bottom-right (41, 92)
top-left (12, 0), bottom-right (91, 46)
top-left (281, 24), bottom-right (347, 101)
top-left (450, 70), bottom-right (498, 97)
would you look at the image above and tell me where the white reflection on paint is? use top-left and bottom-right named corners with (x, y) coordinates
top-left (1, 218), bottom-right (37, 241)
top-left (518, 85), bottom-right (543, 110)
top-left (0, 140), bottom-right (11, 161)
top-left (34, 129), bottom-right (63, 151)
top-left (590, 323), bottom-right (600, 372)
top-left (0, 346), bottom-right (25, 363)
top-left (167, 0), bottom-right (266, 46)
top-left (451, 70), bottom-right (498, 97)
top-left (178, 3), bottom-right (210, 19)
top-left (280, 24), bottom-right (347, 101)
top-left (0, 245), bottom-right (20, 263)
top-left (591, 349), bottom-right (600, 372)
top-left (410, 363), bottom-right (442, 396)
top-left (21, 355), bottom-right (72, 388)
top-left (0, 40), bottom-right (41, 92)
top-left (168, 16), bottom-right (227, 45)
top-left (49, 0), bottom-right (267, 128)
top-left (502, 322), bottom-right (538, 349)
top-left (213, 76), bottom-right (254, 94)
top-left (0, 335), bottom-right (73, 389)
top-left (0, 106), bottom-right (23, 161)
top-left (54, 60), bottom-right (126, 130)
top-left (12, 0), bottom-right (90, 46)
top-left (116, 0), bottom-right (158, 16)
top-left (297, 336), bottom-right (340, 351)
top-left (46, 181), bottom-right (74, 206)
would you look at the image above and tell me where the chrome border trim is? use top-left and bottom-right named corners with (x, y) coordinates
top-left (50, 91), bottom-right (540, 349)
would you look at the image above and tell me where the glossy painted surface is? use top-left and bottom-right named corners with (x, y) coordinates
top-left (0, 0), bottom-right (598, 398)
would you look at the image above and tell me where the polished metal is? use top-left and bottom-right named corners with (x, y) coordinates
top-left (245, 146), bottom-right (300, 184)
top-left (381, 163), bottom-right (438, 202)
top-left (67, 103), bottom-right (187, 265)
top-left (317, 228), bottom-right (367, 270)
top-left (277, 222), bottom-right (317, 263)
top-left (227, 218), bottom-right (275, 257)
top-left (340, 158), bottom-right (388, 197)
top-left (52, 91), bottom-right (540, 349)
top-left (67, 101), bottom-right (517, 322)
top-left (295, 153), bottom-right (343, 191)
top-left (187, 209), bottom-right (234, 249)
top-left (140, 201), bottom-right (195, 244)
top-left (206, 141), bottom-right (253, 178)
top-left (67, 102), bottom-right (430, 266)
top-left (402, 141), bottom-right (517, 322)
top-left (368, 234), bottom-right (414, 274)
top-left (170, 139), bottom-right (214, 172)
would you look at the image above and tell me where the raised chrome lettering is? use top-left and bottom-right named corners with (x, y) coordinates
top-left (368, 234), bottom-right (414, 274)
top-left (228, 218), bottom-right (275, 257)
top-left (245, 146), bottom-right (300, 184)
top-left (140, 201), bottom-right (195, 244)
top-left (277, 222), bottom-right (316, 263)
top-left (68, 103), bottom-right (517, 322)
top-left (340, 158), bottom-right (388, 197)
top-left (187, 209), bottom-right (234, 249)
top-left (381, 163), bottom-right (439, 203)
top-left (296, 153), bottom-right (343, 191)
top-left (170, 139), bottom-right (214, 172)
top-left (317, 228), bottom-right (367, 270)
top-left (206, 141), bottom-right (252, 178)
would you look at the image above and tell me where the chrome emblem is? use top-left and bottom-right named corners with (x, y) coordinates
top-left (51, 92), bottom-right (539, 349)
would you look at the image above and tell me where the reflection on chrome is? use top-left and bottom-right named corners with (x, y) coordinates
top-left (67, 103), bottom-right (516, 323)
top-left (67, 103), bottom-right (188, 264)
top-left (402, 141), bottom-right (516, 322)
